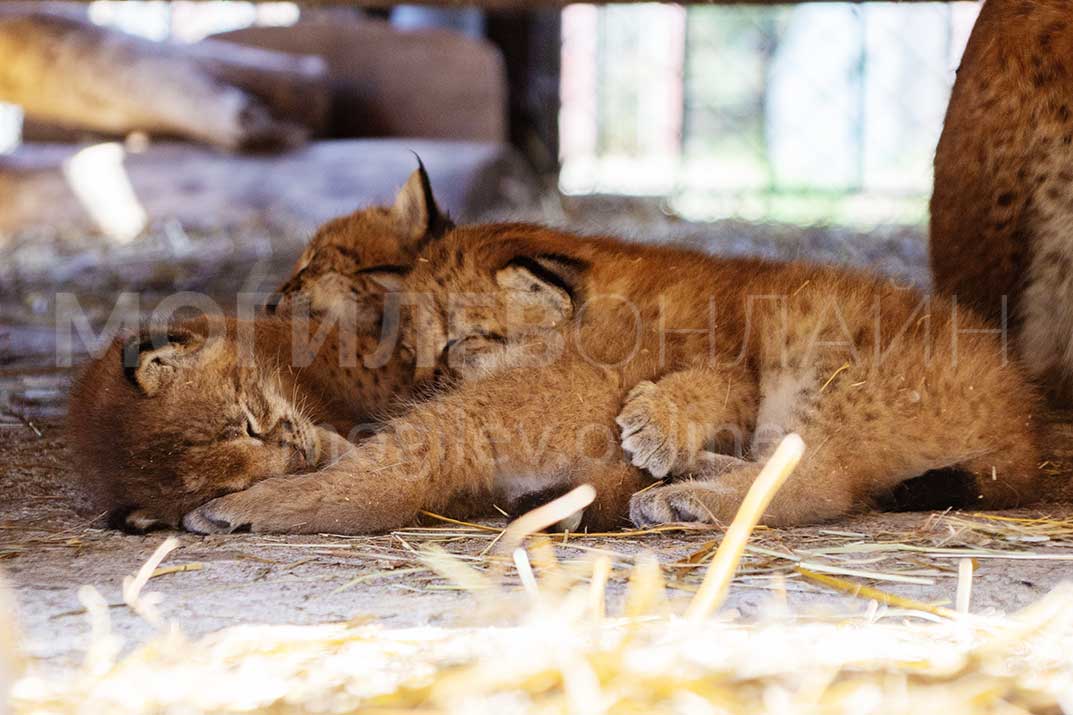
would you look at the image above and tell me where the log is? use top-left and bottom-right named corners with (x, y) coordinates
top-left (184, 39), bottom-right (330, 137)
top-left (0, 139), bottom-right (538, 239)
top-left (0, 13), bottom-right (329, 151)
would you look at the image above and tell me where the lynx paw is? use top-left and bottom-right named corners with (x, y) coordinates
top-left (183, 502), bottom-right (249, 534)
top-left (629, 483), bottom-right (729, 527)
top-left (183, 479), bottom-right (320, 534)
top-left (617, 381), bottom-right (698, 478)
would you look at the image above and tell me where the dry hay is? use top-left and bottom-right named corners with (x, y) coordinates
top-left (7, 436), bottom-right (1073, 714)
top-left (9, 549), bottom-right (1073, 714)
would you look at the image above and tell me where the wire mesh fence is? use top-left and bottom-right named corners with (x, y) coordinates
top-left (560, 2), bottom-right (982, 228)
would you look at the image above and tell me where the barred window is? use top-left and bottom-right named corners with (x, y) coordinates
top-left (561, 2), bottom-right (982, 227)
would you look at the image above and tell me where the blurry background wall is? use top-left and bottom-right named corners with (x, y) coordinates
top-left (0, 1), bottom-right (983, 232)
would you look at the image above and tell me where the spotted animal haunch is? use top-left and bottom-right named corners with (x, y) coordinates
top-left (932, 0), bottom-right (1073, 405)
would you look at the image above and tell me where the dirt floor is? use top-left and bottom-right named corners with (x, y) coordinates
top-left (5, 421), bottom-right (1073, 675)
top-left (3, 201), bottom-right (1073, 677)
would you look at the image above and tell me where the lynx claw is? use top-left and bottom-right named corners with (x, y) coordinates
top-left (615, 381), bottom-right (657, 436)
top-left (182, 510), bottom-right (242, 535)
top-left (621, 431), bottom-right (675, 478)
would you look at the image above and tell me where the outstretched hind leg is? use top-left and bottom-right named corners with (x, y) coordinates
top-left (630, 435), bottom-right (1042, 528)
top-left (630, 447), bottom-right (860, 528)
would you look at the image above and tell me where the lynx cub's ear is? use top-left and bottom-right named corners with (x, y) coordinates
top-left (390, 158), bottom-right (452, 244)
top-left (122, 327), bottom-right (205, 396)
top-left (495, 253), bottom-right (589, 326)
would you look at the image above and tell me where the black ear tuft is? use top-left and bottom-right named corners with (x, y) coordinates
top-left (121, 334), bottom-right (157, 388)
top-left (534, 252), bottom-right (590, 281)
top-left (409, 153), bottom-right (453, 238)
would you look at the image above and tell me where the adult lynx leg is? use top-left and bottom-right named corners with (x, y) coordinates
top-left (617, 363), bottom-right (758, 478)
top-left (184, 360), bottom-right (642, 534)
top-left (1019, 212), bottom-right (1073, 406)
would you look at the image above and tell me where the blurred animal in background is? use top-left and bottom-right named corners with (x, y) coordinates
top-left (931, 0), bottom-right (1073, 407)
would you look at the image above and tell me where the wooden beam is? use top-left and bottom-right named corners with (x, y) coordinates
top-left (485, 10), bottom-right (561, 175)
top-left (0, 12), bottom-right (328, 150)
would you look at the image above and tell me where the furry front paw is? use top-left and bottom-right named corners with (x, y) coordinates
top-left (617, 381), bottom-right (699, 478)
top-left (629, 483), bottom-right (725, 527)
top-left (182, 493), bottom-right (259, 534)
top-left (182, 479), bottom-right (319, 534)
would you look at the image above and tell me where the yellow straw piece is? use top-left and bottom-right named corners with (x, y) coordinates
top-left (149, 563), bottom-right (203, 579)
top-left (501, 484), bottom-right (596, 554)
top-left (797, 567), bottom-right (957, 619)
top-left (819, 363), bottom-right (851, 393)
top-left (588, 556), bottom-right (611, 621)
top-left (418, 511), bottom-right (503, 533)
top-left (513, 548), bottom-right (540, 601)
top-left (686, 433), bottom-right (805, 621)
top-left (624, 554), bottom-right (665, 618)
top-left (956, 558), bottom-right (975, 615)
